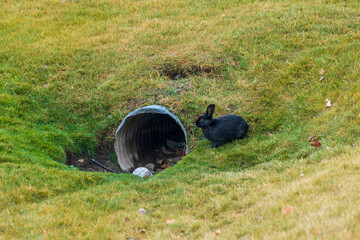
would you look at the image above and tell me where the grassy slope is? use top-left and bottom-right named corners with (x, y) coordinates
top-left (1, 0), bottom-right (360, 239)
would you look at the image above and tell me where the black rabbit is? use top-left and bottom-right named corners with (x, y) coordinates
top-left (196, 104), bottom-right (249, 148)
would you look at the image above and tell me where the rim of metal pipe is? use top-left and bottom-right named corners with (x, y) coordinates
top-left (114, 105), bottom-right (188, 173)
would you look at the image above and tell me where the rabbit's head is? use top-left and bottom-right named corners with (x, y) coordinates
top-left (196, 104), bottom-right (215, 128)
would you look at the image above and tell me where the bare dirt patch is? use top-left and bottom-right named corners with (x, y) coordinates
top-left (66, 139), bottom-right (122, 173)
top-left (158, 63), bottom-right (220, 80)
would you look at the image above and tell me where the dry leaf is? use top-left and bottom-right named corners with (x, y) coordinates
top-left (156, 159), bottom-right (164, 164)
top-left (77, 158), bottom-right (84, 163)
top-left (233, 61), bottom-right (238, 67)
top-left (125, 217), bottom-right (130, 223)
top-left (166, 219), bottom-right (176, 224)
top-left (215, 229), bottom-right (221, 236)
top-left (319, 68), bottom-right (325, 75)
top-left (311, 139), bottom-right (321, 148)
top-left (139, 228), bottom-right (146, 234)
top-left (156, 169), bottom-right (164, 172)
top-left (59, 126), bottom-right (65, 130)
top-left (161, 164), bottom-right (169, 169)
top-left (282, 205), bottom-right (293, 215)
top-left (99, 73), bottom-right (104, 78)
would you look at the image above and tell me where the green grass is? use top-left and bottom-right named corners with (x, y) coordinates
top-left (1, 0), bottom-right (360, 239)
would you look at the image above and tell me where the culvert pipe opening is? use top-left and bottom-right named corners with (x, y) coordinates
top-left (114, 105), bottom-right (187, 173)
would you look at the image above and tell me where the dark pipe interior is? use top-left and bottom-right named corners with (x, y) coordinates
top-left (119, 113), bottom-right (186, 171)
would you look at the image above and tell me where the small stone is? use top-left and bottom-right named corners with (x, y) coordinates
top-left (132, 167), bottom-right (152, 178)
top-left (171, 156), bottom-right (182, 163)
top-left (137, 208), bottom-right (147, 215)
top-left (145, 163), bottom-right (155, 171)
top-left (167, 162), bottom-right (176, 167)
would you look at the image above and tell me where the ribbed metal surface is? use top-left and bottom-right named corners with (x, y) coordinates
top-left (114, 105), bottom-right (187, 173)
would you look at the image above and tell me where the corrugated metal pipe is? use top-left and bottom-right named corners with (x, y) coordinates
top-left (114, 105), bottom-right (187, 173)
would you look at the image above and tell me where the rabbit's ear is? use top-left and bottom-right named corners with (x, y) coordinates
top-left (206, 104), bottom-right (215, 117)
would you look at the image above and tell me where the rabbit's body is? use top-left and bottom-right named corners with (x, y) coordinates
top-left (196, 104), bottom-right (249, 148)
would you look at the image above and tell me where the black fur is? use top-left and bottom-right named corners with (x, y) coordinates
top-left (196, 104), bottom-right (249, 148)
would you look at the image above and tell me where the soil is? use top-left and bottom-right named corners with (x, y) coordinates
top-left (66, 140), bottom-right (122, 173)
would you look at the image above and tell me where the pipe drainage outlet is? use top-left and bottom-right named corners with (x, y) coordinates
top-left (114, 105), bottom-right (187, 173)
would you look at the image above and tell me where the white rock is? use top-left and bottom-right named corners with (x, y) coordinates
top-left (132, 167), bottom-right (153, 178)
